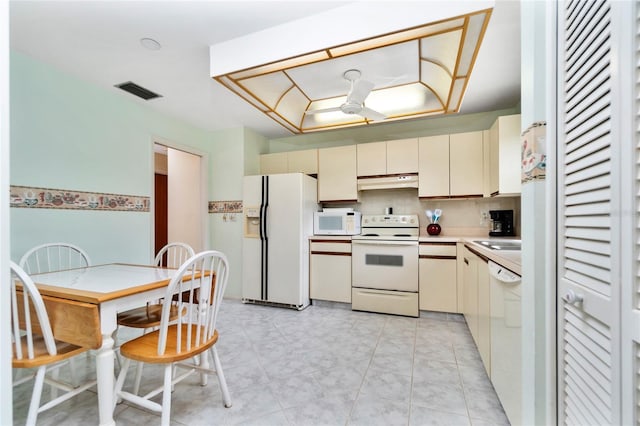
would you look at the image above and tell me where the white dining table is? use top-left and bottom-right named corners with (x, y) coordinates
top-left (31, 263), bottom-right (182, 426)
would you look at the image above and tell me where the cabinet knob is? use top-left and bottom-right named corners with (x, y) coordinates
top-left (563, 289), bottom-right (583, 305)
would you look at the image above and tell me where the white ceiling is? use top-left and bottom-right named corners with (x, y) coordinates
top-left (9, 1), bottom-right (521, 139)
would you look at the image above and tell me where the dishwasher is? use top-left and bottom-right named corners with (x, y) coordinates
top-left (488, 260), bottom-right (521, 426)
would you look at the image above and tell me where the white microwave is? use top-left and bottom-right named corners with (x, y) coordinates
top-left (314, 211), bottom-right (362, 235)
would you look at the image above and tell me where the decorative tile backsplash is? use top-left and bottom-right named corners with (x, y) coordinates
top-left (209, 200), bottom-right (242, 214)
top-left (10, 185), bottom-right (150, 212)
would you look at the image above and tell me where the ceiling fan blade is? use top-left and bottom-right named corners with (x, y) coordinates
top-left (359, 106), bottom-right (386, 121)
top-left (348, 79), bottom-right (374, 105)
top-left (305, 106), bottom-right (342, 115)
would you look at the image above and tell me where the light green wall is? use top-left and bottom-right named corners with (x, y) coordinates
top-left (267, 106), bottom-right (520, 152)
top-left (208, 127), bottom-right (264, 298)
top-left (10, 52), bottom-right (210, 264)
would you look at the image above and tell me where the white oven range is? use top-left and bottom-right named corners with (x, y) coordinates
top-left (351, 214), bottom-right (419, 317)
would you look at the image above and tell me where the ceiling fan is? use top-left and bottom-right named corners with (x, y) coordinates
top-left (305, 69), bottom-right (387, 121)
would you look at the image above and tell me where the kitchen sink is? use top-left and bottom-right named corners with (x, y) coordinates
top-left (473, 240), bottom-right (521, 251)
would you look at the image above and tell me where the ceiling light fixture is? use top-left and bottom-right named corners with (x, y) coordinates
top-left (140, 37), bottom-right (161, 51)
top-left (211, 7), bottom-right (492, 135)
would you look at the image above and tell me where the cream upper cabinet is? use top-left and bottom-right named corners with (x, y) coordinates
top-left (318, 145), bottom-right (357, 202)
top-left (418, 134), bottom-right (450, 197)
top-left (260, 152), bottom-right (288, 175)
top-left (260, 149), bottom-right (318, 175)
top-left (449, 131), bottom-right (484, 196)
top-left (357, 141), bottom-right (386, 176)
top-left (288, 149), bottom-right (318, 175)
top-left (386, 138), bottom-right (419, 174)
top-left (357, 138), bottom-right (418, 177)
top-left (488, 114), bottom-right (521, 196)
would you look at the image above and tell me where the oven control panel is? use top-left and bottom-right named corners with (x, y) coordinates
top-left (361, 214), bottom-right (418, 227)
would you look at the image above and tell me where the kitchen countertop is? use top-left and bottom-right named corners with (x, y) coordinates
top-left (310, 234), bottom-right (521, 275)
top-left (419, 236), bottom-right (522, 275)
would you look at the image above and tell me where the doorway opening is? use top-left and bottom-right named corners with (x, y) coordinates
top-left (153, 142), bottom-right (206, 258)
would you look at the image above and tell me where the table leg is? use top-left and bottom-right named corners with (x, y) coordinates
top-left (96, 333), bottom-right (116, 426)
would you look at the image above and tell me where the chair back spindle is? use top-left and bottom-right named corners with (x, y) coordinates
top-left (19, 243), bottom-right (91, 274)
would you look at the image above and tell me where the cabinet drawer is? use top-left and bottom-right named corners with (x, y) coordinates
top-left (419, 243), bottom-right (456, 257)
top-left (310, 242), bottom-right (351, 254)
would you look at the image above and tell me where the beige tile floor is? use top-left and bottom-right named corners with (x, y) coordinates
top-left (12, 299), bottom-right (510, 426)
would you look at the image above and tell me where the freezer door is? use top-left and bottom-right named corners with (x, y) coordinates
top-left (242, 175), bottom-right (267, 301)
top-left (265, 174), bottom-right (306, 306)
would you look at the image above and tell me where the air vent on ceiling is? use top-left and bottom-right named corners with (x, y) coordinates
top-left (114, 81), bottom-right (162, 100)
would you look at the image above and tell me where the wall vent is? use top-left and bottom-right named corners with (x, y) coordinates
top-left (114, 81), bottom-right (162, 100)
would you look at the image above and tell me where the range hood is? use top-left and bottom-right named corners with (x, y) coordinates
top-left (357, 175), bottom-right (419, 191)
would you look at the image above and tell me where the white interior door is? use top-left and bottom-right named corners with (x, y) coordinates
top-left (555, 1), bottom-right (637, 424)
top-left (168, 147), bottom-right (203, 253)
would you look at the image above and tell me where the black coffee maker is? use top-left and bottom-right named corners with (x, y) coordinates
top-left (489, 210), bottom-right (515, 236)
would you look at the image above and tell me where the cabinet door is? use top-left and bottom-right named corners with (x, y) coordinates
top-left (449, 131), bottom-right (484, 196)
top-left (357, 141), bottom-right (386, 176)
top-left (387, 138), bottom-right (419, 174)
top-left (260, 152), bottom-right (288, 174)
top-left (462, 247), bottom-right (479, 344)
top-left (477, 258), bottom-right (491, 376)
top-left (318, 145), bottom-right (357, 201)
top-left (288, 149), bottom-right (318, 174)
top-left (418, 135), bottom-right (450, 197)
top-left (489, 114), bottom-right (521, 196)
top-left (310, 242), bottom-right (351, 303)
top-left (419, 245), bottom-right (458, 312)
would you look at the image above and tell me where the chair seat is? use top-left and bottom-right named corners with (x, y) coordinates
top-left (117, 304), bottom-right (185, 329)
top-left (13, 335), bottom-right (90, 369)
top-left (120, 324), bottom-right (219, 364)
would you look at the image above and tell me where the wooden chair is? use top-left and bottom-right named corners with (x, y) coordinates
top-left (113, 250), bottom-right (232, 426)
top-left (115, 242), bottom-right (195, 392)
top-left (19, 242), bottom-right (91, 274)
top-left (18, 242), bottom-right (92, 390)
top-left (116, 242), bottom-right (195, 330)
top-left (10, 261), bottom-right (98, 426)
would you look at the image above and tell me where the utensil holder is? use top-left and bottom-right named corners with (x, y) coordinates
top-left (426, 223), bottom-right (441, 236)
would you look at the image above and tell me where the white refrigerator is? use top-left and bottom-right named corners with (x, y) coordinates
top-left (242, 173), bottom-right (318, 309)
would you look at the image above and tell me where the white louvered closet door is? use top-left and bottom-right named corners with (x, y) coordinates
top-left (623, 1), bottom-right (640, 424)
top-left (556, 1), bottom-right (638, 424)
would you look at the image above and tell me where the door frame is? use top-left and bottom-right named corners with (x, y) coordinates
top-left (150, 136), bottom-right (209, 259)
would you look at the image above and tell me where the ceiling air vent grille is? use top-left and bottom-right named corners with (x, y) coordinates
top-left (115, 81), bottom-right (162, 100)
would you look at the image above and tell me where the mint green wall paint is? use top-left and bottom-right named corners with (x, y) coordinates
top-left (267, 106), bottom-right (520, 152)
top-left (10, 53), bottom-right (210, 264)
top-left (208, 127), bottom-right (250, 299)
top-left (243, 127), bottom-right (268, 176)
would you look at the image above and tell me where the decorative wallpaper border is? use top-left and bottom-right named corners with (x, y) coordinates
top-left (10, 185), bottom-right (150, 212)
top-left (209, 200), bottom-right (242, 214)
top-left (521, 121), bottom-right (547, 183)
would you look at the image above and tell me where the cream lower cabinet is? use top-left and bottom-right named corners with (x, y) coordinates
top-left (418, 242), bottom-right (458, 313)
top-left (462, 246), bottom-right (479, 341)
top-left (477, 255), bottom-right (491, 376)
top-left (461, 245), bottom-right (491, 376)
top-left (309, 239), bottom-right (351, 303)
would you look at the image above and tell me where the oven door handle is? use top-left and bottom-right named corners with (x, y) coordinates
top-left (351, 240), bottom-right (418, 247)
